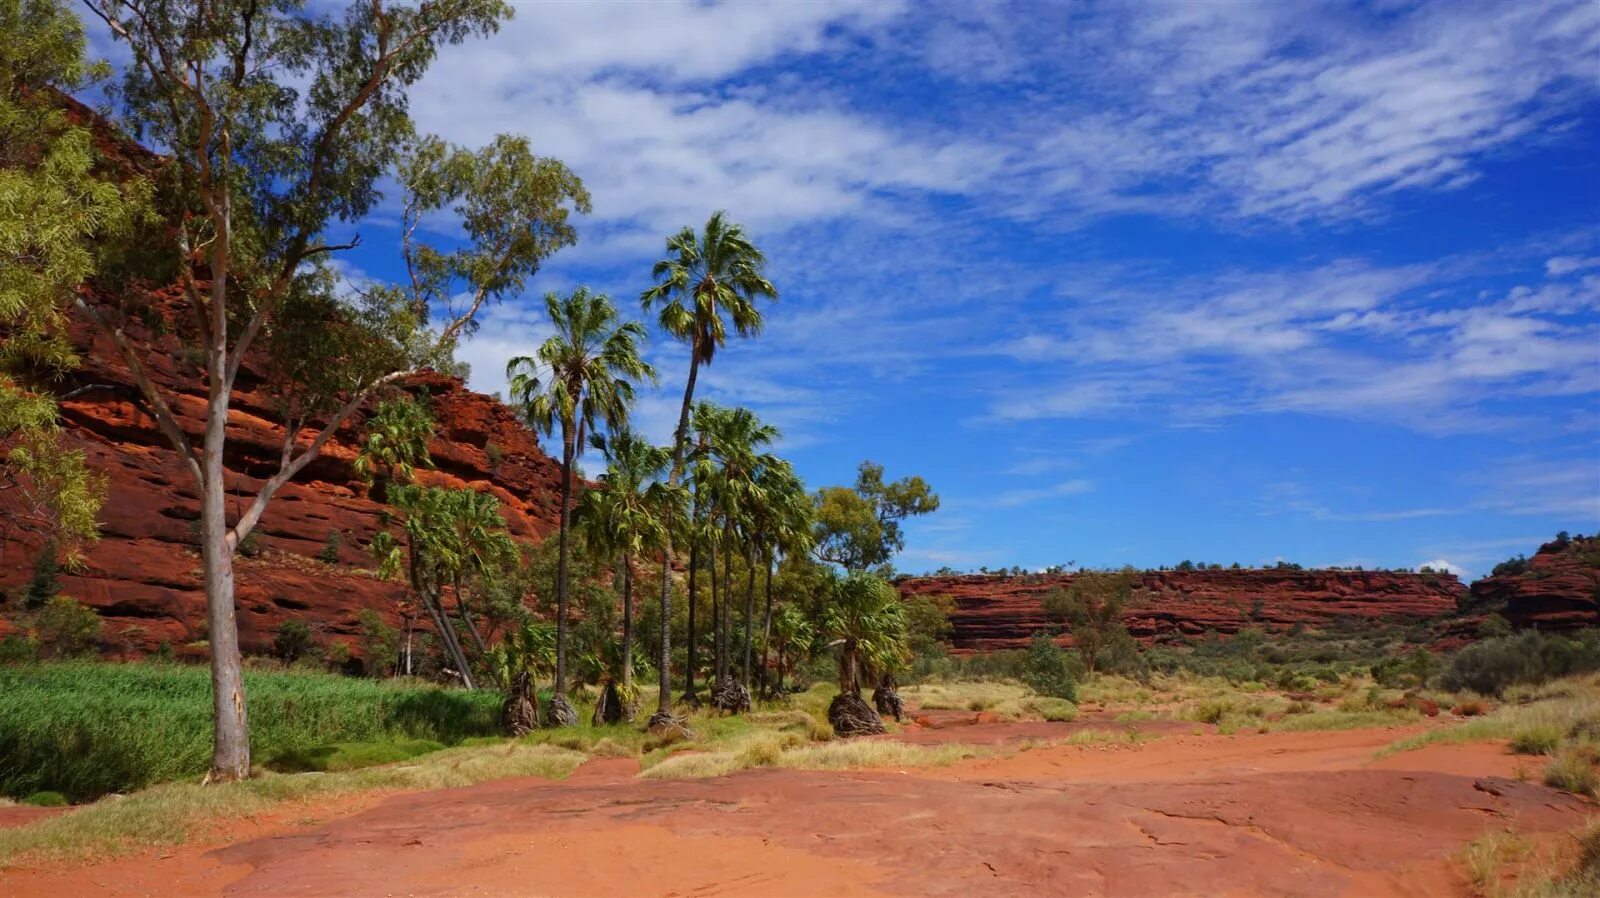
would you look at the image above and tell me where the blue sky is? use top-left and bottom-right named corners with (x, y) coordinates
top-left (99, 0), bottom-right (1600, 578)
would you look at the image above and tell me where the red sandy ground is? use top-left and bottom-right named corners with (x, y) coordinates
top-left (2, 718), bottom-right (1593, 898)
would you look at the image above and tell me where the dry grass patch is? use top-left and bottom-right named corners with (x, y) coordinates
top-left (1459, 819), bottom-right (1600, 898)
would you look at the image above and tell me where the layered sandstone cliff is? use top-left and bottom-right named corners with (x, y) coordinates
top-left (895, 568), bottom-right (1465, 654)
top-left (0, 291), bottom-right (566, 659)
top-left (1465, 536), bottom-right (1600, 631)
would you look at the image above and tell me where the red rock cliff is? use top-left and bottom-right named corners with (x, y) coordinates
top-left (1466, 536), bottom-right (1600, 631)
top-left (0, 290), bottom-right (566, 659)
top-left (895, 568), bottom-right (1464, 654)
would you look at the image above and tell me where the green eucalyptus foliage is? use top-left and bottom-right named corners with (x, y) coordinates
top-left (812, 461), bottom-right (940, 572)
top-left (0, 0), bottom-right (151, 562)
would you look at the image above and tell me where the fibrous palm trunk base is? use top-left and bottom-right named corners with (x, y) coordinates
top-left (545, 693), bottom-right (578, 728)
top-left (828, 692), bottom-right (886, 737)
top-left (646, 710), bottom-right (693, 742)
top-left (502, 671), bottom-right (540, 737)
top-left (872, 681), bottom-right (904, 722)
top-left (711, 677), bottom-right (751, 714)
top-left (592, 680), bottom-right (624, 726)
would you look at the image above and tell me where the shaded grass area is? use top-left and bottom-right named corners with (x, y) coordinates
top-left (0, 662), bottom-right (503, 801)
top-left (0, 742), bottom-right (584, 868)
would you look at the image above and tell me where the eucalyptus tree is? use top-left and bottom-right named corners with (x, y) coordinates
top-left (581, 428), bottom-right (682, 718)
top-left (506, 288), bottom-right (653, 725)
top-left (0, 0), bottom-right (149, 567)
top-left (76, 0), bottom-right (589, 781)
top-left (640, 212), bottom-right (776, 723)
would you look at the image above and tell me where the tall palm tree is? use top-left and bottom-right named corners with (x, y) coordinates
top-left (755, 461), bottom-right (811, 698)
top-left (641, 211), bottom-right (776, 719)
top-left (583, 429), bottom-right (681, 716)
top-left (506, 288), bottom-right (654, 724)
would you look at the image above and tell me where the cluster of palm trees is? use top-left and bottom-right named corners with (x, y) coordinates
top-left (362, 210), bottom-right (913, 732)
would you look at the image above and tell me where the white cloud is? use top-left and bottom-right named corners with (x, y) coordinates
top-left (993, 479), bottom-right (1095, 508)
top-left (1418, 558), bottom-right (1467, 577)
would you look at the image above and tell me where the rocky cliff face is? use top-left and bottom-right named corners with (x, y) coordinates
top-left (0, 290), bottom-right (566, 659)
top-left (895, 568), bottom-right (1465, 654)
top-left (1465, 536), bottom-right (1600, 631)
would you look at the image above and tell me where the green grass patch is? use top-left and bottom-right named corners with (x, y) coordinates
top-left (0, 742), bottom-right (583, 868)
top-left (0, 662), bottom-right (504, 801)
top-left (265, 738), bottom-right (446, 773)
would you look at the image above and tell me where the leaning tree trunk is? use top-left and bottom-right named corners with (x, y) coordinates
top-left (454, 575), bottom-right (488, 654)
top-left (546, 431), bottom-right (577, 727)
top-left (199, 440), bottom-right (250, 781)
top-left (411, 555), bottom-right (474, 688)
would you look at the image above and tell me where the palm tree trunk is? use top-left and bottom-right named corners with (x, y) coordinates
top-left (709, 530), bottom-right (722, 683)
top-left (553, 430), bottom-right (575, 694)
top-left (719, 521), bottom-right (733, 683)
top-left (741, 543), bottom-right (756, 690)
top-left (621, 553), bottom-right (634, 694)
top-left (759, 549), bottom-right (775, 699)
top-left (653, 355), bottom-right (701, 716)
top-left (684, 536), bottom-right (698, 703)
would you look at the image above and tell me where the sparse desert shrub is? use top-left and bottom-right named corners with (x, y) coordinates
top-left (317, 530), bottom-right (342, 564)
top-left (1510, 724), bottom-right (1566, 755)
top-left (1543, 749), bottom-right (1598, 798)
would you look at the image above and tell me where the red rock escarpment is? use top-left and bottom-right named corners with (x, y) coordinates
top-left (895, 569), bottom-right (1464, 653)
top-left (1466, 536), bottom-right (1600, 631)
top-left (0, 292), bottom-right (566, 660)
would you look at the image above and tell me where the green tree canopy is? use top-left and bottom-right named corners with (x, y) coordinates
top-left (812, 461), bottom-right (939, 571)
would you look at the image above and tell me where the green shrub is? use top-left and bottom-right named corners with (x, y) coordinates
top-left (22, 790), bottom-right (67, 807)
top-left (273, 619), bottom-right (316, 664)
top-left (1442, 630), bottom-right (1600, 696)
top-left (35, 597), bottom-right (100, 658)
top-left (25, 543), bottom-right (60, 610)
top-left (317, 530), bottom-right (342, 564)
top-left (0, 634), bottom-right (39, 664)
top-left (0, 662), bottom-right (502, 801)
top-left (1020, 633), bottom-right (1079, 701)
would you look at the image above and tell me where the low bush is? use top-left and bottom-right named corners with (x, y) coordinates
top-left (1020, 633), bottom-right (1080, 701)
top-left (0, 662), bottom-right (502, 801)
top-left (1441, 630), bottom-right (1600, 696)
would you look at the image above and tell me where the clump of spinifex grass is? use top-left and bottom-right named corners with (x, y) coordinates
top-left (0, 741), bottom-right (584, 868)
top-left (0, 662), bottom-right (503, 802)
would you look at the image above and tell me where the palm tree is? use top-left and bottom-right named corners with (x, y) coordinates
top-left (352, 395), bottom-right (436, 503)
top-left (583, 429), bottom-right (681, 719)
top-left (506, 288), bottom-right (654, 725)
top-left (697, 403), bottom-right (779, 698)
top-left (822, 571), bottom-right (908, 737)
top-left (441, 488), bottom-right (519, 655)
top-left (640, 212), bottom-right (776, 720)
top-left (755, 461), bottom-right (811, 698)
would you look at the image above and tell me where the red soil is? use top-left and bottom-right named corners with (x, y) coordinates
top-left (4, 723), bottom-right (1590, 898)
